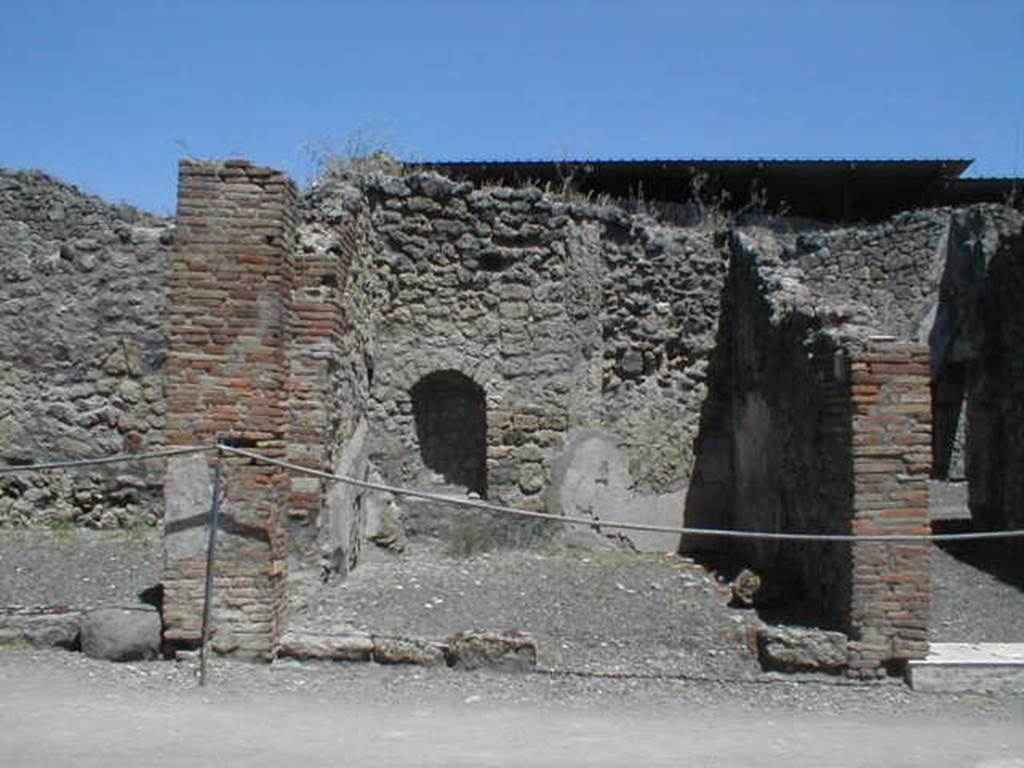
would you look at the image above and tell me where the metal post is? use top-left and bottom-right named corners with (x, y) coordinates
top-left (198, 445), bottom-right (223, 687)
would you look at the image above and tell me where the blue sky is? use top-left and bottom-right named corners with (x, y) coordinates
top-left (1, 1), bottom-right (1021, 215)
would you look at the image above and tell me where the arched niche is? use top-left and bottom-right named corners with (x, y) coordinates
top-left (410, 370), bottom-right (488, 497)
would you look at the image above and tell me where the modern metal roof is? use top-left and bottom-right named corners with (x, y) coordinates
top-left (419, 157), bottom-right (1017, 222)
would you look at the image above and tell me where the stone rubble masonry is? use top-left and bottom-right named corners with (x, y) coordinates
top-left (846, 342), bottom-right (932, 678)
top-left (162, 159), bottom-right (299, 658)
top-left (341, 172), bottom-right (587, 514)
top-left (0, 168), bottom-right (171, 529)
top-left (794, 210), bottom-right (950, 340)
top-left (315, 169), bottom-right (728, 537)
top-left (294, 186), bottom-right (379, 572)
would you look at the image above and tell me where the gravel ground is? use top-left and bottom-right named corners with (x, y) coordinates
top-left (0, 478), bottom-right (1020, 690)
top-left (284, 479), bottom-right (1022, 676)
top-left (290, 541), bottom-right (764, 680)
top-left (3, 648), bottom-right (1022, 768)
top-left (929, 481), bottom-right (1024, 643)
top-left (0, 527), bottom-right (162, 608)
top-left (1, 646), bottom-right (1021, 720)
top-left (931, 540), bottom-right (1024, 643)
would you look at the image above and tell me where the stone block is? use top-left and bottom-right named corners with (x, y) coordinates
top-left (371, 635), bottom-right (446, 666)
top-left (0, 607), bottom-right (81, 650)
top-left (276, 630), bottom-right (374, 661)
top-left (81, 606), bottom-right (162, 662)
top-left (364, 489), bottom-right (407, 552)
top-left (618, 348), bottom-right (645, 377)
top-left (757, 625), bottom-right (848, 673)
top-left (163, 454), bottom-right (214, 560)
top-left (518, 463), bottom-right (545, 495)
top-left (447, 630), bottom-right (537, 672)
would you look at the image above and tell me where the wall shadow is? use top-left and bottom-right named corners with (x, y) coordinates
top-left (931, 519), bottom-right (1024, 591)
top-left (683, 233), bottom-right (855, 632)
top-left (930, 212), bottom-right (1024, 531)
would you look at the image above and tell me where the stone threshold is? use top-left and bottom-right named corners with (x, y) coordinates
top-left (906, 643), bottom-right (1024, 692)
top-left (275, 628), bottom-right (537, 672)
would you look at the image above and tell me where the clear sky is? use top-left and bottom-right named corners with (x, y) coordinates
top-left (2, 0), bottom-right (1021, 215)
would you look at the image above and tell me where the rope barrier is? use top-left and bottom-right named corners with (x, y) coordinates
top-left (0, 445), bottom-right (216, 474)
top-left (216, 445), bottom-right (1024, 544)
top-left (0, 442), bottom-right (1020, 543)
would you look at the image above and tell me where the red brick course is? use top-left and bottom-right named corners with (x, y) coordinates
top-left (162, 160), bottom-right (299, 658)
top-left (846, 341), bottom-right (932, 677)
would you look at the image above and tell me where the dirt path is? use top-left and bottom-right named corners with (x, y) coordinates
top-left (1, 650), bottom-right (1022, 768)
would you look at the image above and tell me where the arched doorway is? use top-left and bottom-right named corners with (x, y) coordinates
top-left (410, 370), bottom-right (487, 497)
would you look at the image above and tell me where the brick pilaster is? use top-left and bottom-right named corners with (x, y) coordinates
top-left (162, 159), bottom-right (298, 658)
top-left (846, 341), bottom-right (932, 677)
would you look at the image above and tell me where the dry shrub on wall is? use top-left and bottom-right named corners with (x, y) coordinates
top-left (301, 121), bottom-right (415, 187)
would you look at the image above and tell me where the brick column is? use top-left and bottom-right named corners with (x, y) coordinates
top-left (846, 341), bottom-right (932, 677)
top-left (162, 159), bottom-right (298, 658)
top-left (284, 225), bottom-right (356, 523)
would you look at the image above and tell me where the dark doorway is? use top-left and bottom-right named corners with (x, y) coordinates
top-left (411, 370), bottom-right (488, 497)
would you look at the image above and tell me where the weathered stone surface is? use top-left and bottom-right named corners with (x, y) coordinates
top-left (757, 625), bottom-right (848, 672)
top-left (729, 568), bottom-right (762, 607)
top-left (0, 169), bottom-right (170, 530)
top-left (447, 630), bottom-right (537, 671)
top-left (0, 606), bottom-right (80, 649)
top-left (163, 454), bottom-right (213, 560)
top-left (276, 628), bottom-right (534, 671)
top-left (371, 635), bottom-right (446, 666)
top-left (80, 606), bottom-right (161, 661)
top-left (312, 166), bottom-right (733, 538)
top-left (547, 428), bottom-right (686, 552)
top-left (276, 630), bottom-right (374, 661)
top-left (363, 478), bottom-right (407, 552)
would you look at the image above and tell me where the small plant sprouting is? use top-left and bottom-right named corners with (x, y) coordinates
top-left (301, 121), bottom-right (413, 188)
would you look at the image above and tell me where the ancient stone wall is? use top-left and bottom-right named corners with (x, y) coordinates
top-left (303, 169), bottom-right (732, 548)
top-left (786, 205), bottom-right (1024, 495)
top-left (549, 217), bottom-right (728, 551)
top-left (349, 172), bottom-right (580, 521)
top-left (5, 156), bottom-right (1015, 673)
top-left (905, 205), bottom-right (1024, 528)
top-left (0, 169), bottom-right (172, 529)
top-left (791, 206), bottom-right (1024, 495)
top-left (792, 210), bottom-right (949, 340)
top-left (592, 221), bottom-right (727, 494)
top-left (686, 229), bottom-right (861, 629)
top-left (683, 228), bottom-right (934, 674)
top-left (945, 208), bottom-right (1024, 530)
top-left (293, 179), bottom-right (383, 573)
top-left (736, 232), bottom-right (862, 632)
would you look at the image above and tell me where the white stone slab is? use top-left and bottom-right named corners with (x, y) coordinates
top-left (907, 643), bottom-right (1024, 692)
top-left (916, 643), bottom-right (1024, 665)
